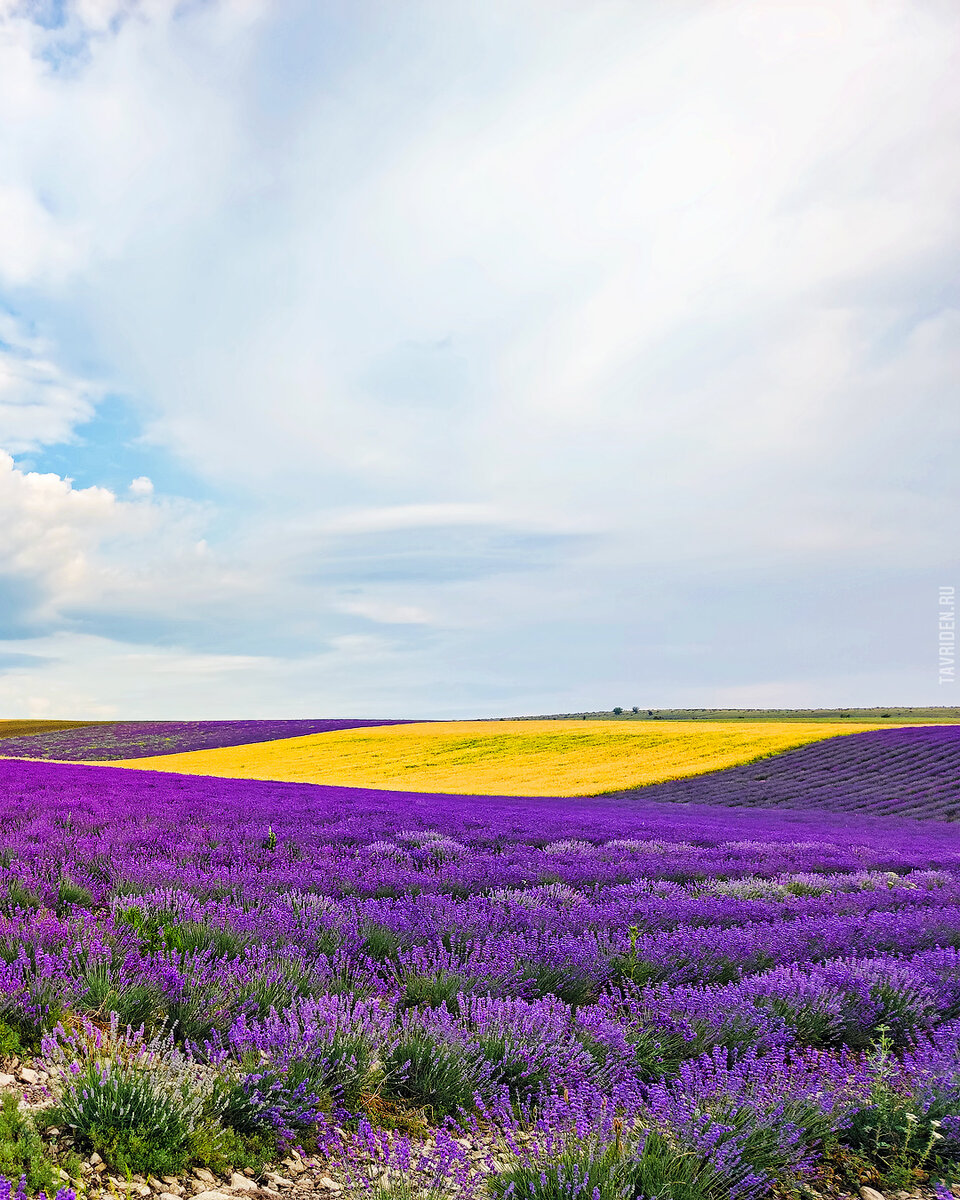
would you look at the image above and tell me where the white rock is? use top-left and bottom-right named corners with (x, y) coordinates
top-left (860, 1189), bottom-right (886, 1200)
top-left (317, 1180), bottom-right (341, 1194)
top-left (18, 1068), bottom-right (38, 1085)
top-left (282, 1158), bottom-right (306, 1177)
top-left (90, 1154), bottom-right (103, 1166)
top-left (192, 1191), bottom-right (233, 1200)
top-left (159, 1193), bottom-right (182, 1200)
top-left (0, 1074), bottom-right (15, 1087)
top-left (194, 1171), bottom-right (218, 1186)
top-left (229, 1175), bottom-right (257, 1193)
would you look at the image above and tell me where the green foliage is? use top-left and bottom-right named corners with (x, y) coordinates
top-left (319, 1032), bottom-right (374, 1110)
top-left (381, 1030), bottom-right (481, 1119)
top-left (88, 1124), bottom-right (189, 1178)
top-left (0, 1017), bottom-right (24, 1062)
top-left (862, 980), bottom-right (937, 1049)
top-left (80, 967), bottom-right (167, 1032)
top-left (836, 1032), bottom-right (948, 1186)
top-left (608, 926), bottom-right (661, 988)
top-left (0, 1093), bottom-right (60, 1197)
top-left (360, 924), bottom-right (408, 962)
top-left (473, 1031), bottom-right (550, 1107)
top-left (707, 1098), bottom-right (829, 1192)
top-left (625, 1026), bottom-right (687, 1081)
top-left (367, 1178), bottom-right (448, 1200)
top-left (756, 994), bottom-right (842, 1050)
top-left (520, 960), bottom-right (597, 1007)
top-left (161, 920), bottom-right (251, 960)
top-left (187, 1122), bottom-right (275, 1175)
top-left (113, 904), bottom-right (177, 952)
top-left (489, 1132), bottom-right (720, 1200)
top-left (213, 1058), bottom-right (331, 1137)
top-left (625, 1131), bottom-right (724, 1200)
top-left (51, 1060), bottom-right (197, 1176)
top-left (163, 988), bottom-right (226, 1044)
top-left (1, 880), bottom-right (42, 916)
top-left (489, 1140), bottom-right (625, 1200)
top-left (397, 971), bottom-right (467, 1016)
top-left (55, 877), bottom-right (95, 914)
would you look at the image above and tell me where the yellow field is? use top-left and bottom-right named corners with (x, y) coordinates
top-left (102, 718), bottom-right (887, 796)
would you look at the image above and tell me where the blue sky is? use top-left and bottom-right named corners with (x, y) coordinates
top-left (0, 0), bottom-right (957, 718)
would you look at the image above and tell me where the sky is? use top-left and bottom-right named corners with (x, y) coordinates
top-left (0, 0), bottom-right (957, 719)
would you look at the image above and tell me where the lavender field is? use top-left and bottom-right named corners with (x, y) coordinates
top-left (0, 719), bottom-right (410, 762)
top-left (2, 745), bottom-right (960, 1200)
top-left (624, 725), bottom-right (960, 820)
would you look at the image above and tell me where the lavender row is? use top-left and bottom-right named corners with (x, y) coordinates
top-left (621, 724), bottom-right (960, 820)
top-left (0, 718), bottom-right (410, 761)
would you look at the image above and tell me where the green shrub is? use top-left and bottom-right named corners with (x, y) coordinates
top-left (520, 961), bottom-right (597, 1007)
top-left (163, 990), bottom-right (225, 1044)
top-left (52, 1060), bottom-right (197, 1176)
top-left (473, 1032), bottom-right (550, 1107)
top-left (489, 1132), bottom-right (720, 1200)
top-left (213, 1060), bottom-right (329, 1137)
top-left (755, 994), bottom-right (842, 1049)
top-left (80, 968), bottom-right (167, 1032)
top-left (188, 1124), bottom-right (274, 1175)
top-left (0, 1018), bottom-right (24, 1062)
top-left (0, 881), bottom-right (42, 916)
top-left (624, 1132), bottom-right (724, 1200)
top-left (381, 1030), bottom-right (481, 1119)
top-left (0, 1093), bottom-right (60, 1197)
top-left (608, 927), bottom-right (661, 988)
top-left (626, 1027), bottom-right (687, 1081)
top-left (319, 1032), bottom-right (373, 1110)
top-left (360, 924), bottom-right (408, 962)
top-left (236, 962), bottom-right (327, 1021)
top-left (398, 971), bottom-right (467, 1016)
top-left (55, 878), bottom-right (95, 914)
top-left (836, 1030), bottom-right (951, 1186)
top-left (161, 920), bottom-right (251, 960)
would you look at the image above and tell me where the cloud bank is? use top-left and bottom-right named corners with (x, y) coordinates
top-left (0, 0), bottom-right (957, 716)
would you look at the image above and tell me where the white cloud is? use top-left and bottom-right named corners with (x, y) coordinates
top-left (0, 0), bottom-right (956, 711)
top-left (128, 475), bottom-right (153, 495)
top-left (0, 450), bottom-right (233, 633)
top-left (338, 598), bottom-right (433, 626)
top-left (0, 313), bottom-right (98, 451)
top-left (0, 185), bottom-right (86, 287)
top-left (320, 504), bottom-right (501, 535)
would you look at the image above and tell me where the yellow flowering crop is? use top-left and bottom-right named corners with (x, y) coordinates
top-left (104, 718), bottom-right (888, 796)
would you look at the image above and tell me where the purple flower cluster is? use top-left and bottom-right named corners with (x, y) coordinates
top-left (0, 1182), bottom-right (73, 1200)
top-left (0, 718), bottom-right (410, 761)
top-left (621, 725), bottom-right (960, 820)
top-left (0, 755), bottom-right (958, 1193)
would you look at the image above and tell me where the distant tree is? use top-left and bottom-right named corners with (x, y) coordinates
top-left (631, 706), bottom-right (639, 714)
top-left (647, 710), bottom-right (654, 717)
top-left (612, 706), bottom-right (623, 715)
